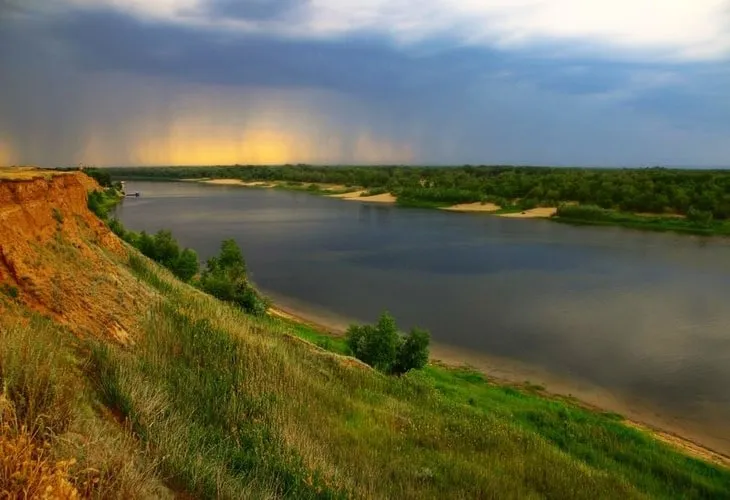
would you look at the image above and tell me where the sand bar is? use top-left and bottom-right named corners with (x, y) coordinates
top-left (499, 207), bottom-right (557, 218)
top-left (200, 178), bottom-right (273, 187)
top-left (329, 190), bottom-right (365, 198)
top-left (442, 202), bottom-right (500, 212)
top-left (339, 192), bottom-right (397, 203)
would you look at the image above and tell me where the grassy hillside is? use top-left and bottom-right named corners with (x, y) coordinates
top-left (1, 173), bottom-right (729, 498)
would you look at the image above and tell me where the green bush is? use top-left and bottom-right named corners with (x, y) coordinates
top-left (556, 204), bottom-right (612, 221)
top-left (171, 248), bottom-right (200, 282)
top-left (393, 327), bottom-right (431, 375)
top-left (83, 167), bottom-right (113, 187)
top-left (362, 187), bottom-right (388, 197)
top-left (346, 312), bottom-right (430, 374)
top-left (687, 207), bottom-right (713, 226)
top-left (86, 188), bottom-right (120, 219)
top-left (198, 239), bottom-right (269, 316)
top-left (107, 217), bottom-right (126, 238)
top-left (518, 198), bottom-right (538, 210)
top-left (346, 312), bottom-right (399, 372)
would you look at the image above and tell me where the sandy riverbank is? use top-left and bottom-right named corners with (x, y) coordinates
top-left (198, 178), bottom-right (274, 187)
top-left (441, 202), bottom-right (500, 212)
top-left (268, 301), bottom-right (730, 464)
top-left (330, 190), bottom-right (397, 203)
top-left (498, 207), bottom-right (558, 218)
top-left (439, 202), bottom-right (557, 218)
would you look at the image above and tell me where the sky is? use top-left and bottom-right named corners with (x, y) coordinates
top-left (1, 0), bottom-right (729, 167)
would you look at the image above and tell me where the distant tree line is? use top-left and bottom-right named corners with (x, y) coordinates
top-left (107, 165), bottom-right (730, 219)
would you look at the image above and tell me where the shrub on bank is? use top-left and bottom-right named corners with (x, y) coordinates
top-left (347, 311), bottom-right (430, 374)
top-left (687, 207), bottom-right (713, 226)
top-left (555, 204), bottom-right (612, 221)
top-left (99, 202), bottom-right (269, 316)
top-left (198, 239), bottom-right (270, 316)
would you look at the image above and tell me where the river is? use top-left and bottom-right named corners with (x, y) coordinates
top-left (115, 180), bottom-right (730, 455)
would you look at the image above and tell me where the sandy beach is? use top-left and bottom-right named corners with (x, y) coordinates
top-left (441, 202), bottom-right (501, 212)
top-left (330, 190), bottom-right (397, 203)
top-left (199, 178), bottom-right (274, 187)
top-left (499, 207), bottom-right (557, 218)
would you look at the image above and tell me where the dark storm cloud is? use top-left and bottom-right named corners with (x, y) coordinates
top-left (1, 2), bottom-right (729, 166)
top-left (625, 70), bottom-right (730, 131)
top-left (513, 62), bottom-right (633, 95)
top-left (48, 8), bottom-right (505, 100)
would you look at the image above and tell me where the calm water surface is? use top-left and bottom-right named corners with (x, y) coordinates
top-left (116, 181), bottom-right (730, 453)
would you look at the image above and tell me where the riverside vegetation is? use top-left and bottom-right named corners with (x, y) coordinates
top-left (1, 169), bottom-right (730, 498)
top-left (106, 165), bottom-right (730, 235)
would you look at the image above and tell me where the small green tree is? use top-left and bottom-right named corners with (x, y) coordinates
top-left (217, 239), bottom-right (246, 278)
top-left (171, 248), bottom-right (200, 282)
top-left (152, 230), bottom-right (181, 267)
top-left (393, 327), bottom-right (430, 375)
top-left (198, 239), bottom-right (268, 316)
top-left (83, 167), bottom-right (113, 187)
top-left (346, 312), bottom-right (429, 374)
top-left (137, 231), bottom-right (156, 260)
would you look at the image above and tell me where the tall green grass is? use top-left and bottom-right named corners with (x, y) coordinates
top-left (98, 255), bottom-right (730, 499)
top-left (0, 310), bottom-right (166, 498)
top-left (3, 228), bottom-right (728, 498)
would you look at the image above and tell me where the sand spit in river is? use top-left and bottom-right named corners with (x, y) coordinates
top-left (199, 179), bottom-right (273, 187)
top-left (499, 207), bottom-right (557, 218)
top-left (441, 202), bottom-right (500, 212)
top-left (330, 191), bottom-right (397, 203)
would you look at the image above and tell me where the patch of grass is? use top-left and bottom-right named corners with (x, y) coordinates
top-left (88, 302), bottom-right (344, 499)
top-left (0, 311), bottom-right (165, 498)
top-left (105, 257), bottom-right (730, 499)
top-left (0, 424), bottom-right (79, 499)
top-left (0, 315), bottom-right (77, 438)
top-left (555, 204), bottom-right (730, 236)
top-left (3, 218), bottom-right (729, 498)
top-left (396, 198), bottom-right (450, 209)
top-left (0, 283), bottom-right (19, 300)
top-left (361, 187), bottom-right (389, 196)
top-left (87, 187), bottom-right (123, 219)
top-left (52, 207), bottom-right (64, 224)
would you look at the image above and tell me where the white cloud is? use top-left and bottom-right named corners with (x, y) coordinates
top-left (60, 0), bottom-right (730, 61)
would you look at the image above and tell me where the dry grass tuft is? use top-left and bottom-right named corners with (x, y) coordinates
top-left (0, 409), bottom-right (79, 499)
top-left (0, 166), bottom-right (71, 181)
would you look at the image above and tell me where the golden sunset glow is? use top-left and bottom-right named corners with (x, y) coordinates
top-left (0, 73), bottom-right (417, 167)
top-left (0, 137), bottom-right (16, 166)
top-left (131, 127), bottom-right (308, 166)
top-left (354, 133), bottom-right (414, 164)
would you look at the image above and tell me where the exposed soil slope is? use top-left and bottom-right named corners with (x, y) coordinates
top-left (0, 170), bottom-right (145, 342)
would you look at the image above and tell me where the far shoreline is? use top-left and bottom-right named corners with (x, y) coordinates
top-left (267, 300), bottom-right (730, 465)
top-left (188, 178), bottom-right (559, 217)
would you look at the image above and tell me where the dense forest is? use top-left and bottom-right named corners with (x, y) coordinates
top-left (106, 165), bottom-right (730, 219)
